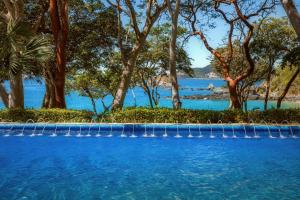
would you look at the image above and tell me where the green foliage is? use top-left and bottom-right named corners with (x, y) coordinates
top-left (102, 107), bottom-right (300, 123)
top-left (282, 46), bottom-right (300, 66)
top-left (0, 109), bottom-right (93, 123)
top-left (0, 108), bottom-right (298, 123)
top-left (65, 0), bottom-right (120, 113)
top-left (131, 23), bottom-right (192, 107)
top-left (271, 66), bottom-right (300, 95)
top-left (67, 0), bottom-right (118, 71)
top-left (136, 23), bottom-right (193, 77)
top-left (66, 72), bottom-right (107, 99)
top-left (251, 17), bottom-right (296, 63)
top-left (0, 19), bottom-right (52, 75)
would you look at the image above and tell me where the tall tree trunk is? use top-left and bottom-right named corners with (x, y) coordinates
top-left (151, 86), bottom-right (160, 107)
top-left (84, 88), bottom-right (97, 115)
top-left (167, 0), bottom-right (181, 109)
top-left (264, 72), bottom-right (272, 111)
top-left (112, 57), bottom-right (137, 111)
top-left (227, 79), bottom-right (242, 109)
top-left (1, 0), bottom-right (25, 109)
top-left (100, 99), bottom-right (110, 113)
top-left (140, 78), bottom-right (154, 108)
top-left (90, 97), bottom-right (97, 115)
top-left (277, 67), bottom-right (299, 109)
top-left (110, 0), bottom-right (167, 111)
top-left (0, 83), bottom-right (9, 108)
top-left (42, 82), bottom-right (51, 108)
top-left (42, 67), bottom-right (56, 108)
top-left (9, 72), bottom-right (24, 109)
top-left (49, 0), bottom-right (68, 108)
top-left (42, 79), bottom-right (56, 108)
top-left (281, 0), bottom-right (300, 40)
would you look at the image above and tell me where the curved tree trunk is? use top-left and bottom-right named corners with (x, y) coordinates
top-left (101, 99), bottom-right (110, 113)
top-left (42, 66), bottom-right (56, 108)
top-left (277, 67), bottom-right (299, 109)
top-left (110, 0), bottom-right (167, 111)
top-left (42, 82), bottom-right (51, 108)
top-left (227, 79), bottom-right (242, 109)
top-left (112, 57), bottom-right (137, 111)
top-left (141, 79), bottom-right (154, 108)
top-left (281, 0), bottom-right (300, 40)
top-left (49, 0), bottom-right (68, 108)
top-left (83, 87), bottom-right (97, 115)
top-left (0, 83), bottom-right (9, 108)
top-left (9, 73), bottom-right (24, 109)
top-left (42, 79), bottom-right (56, 108)
top-left (264, 72), bottom-right (272, 111)
top-left (151, 86), bottom-right (160, 107)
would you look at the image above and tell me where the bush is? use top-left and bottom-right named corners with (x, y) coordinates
top-left (102, 107), bottom-right (300, 124)
top-left (0, 107), bottom-right (298, 124)
top-left (0, 109), bottom-right (94, 123)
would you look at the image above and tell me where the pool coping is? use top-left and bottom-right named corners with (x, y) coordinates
top-left (0, 122), bottom-right (299, 126)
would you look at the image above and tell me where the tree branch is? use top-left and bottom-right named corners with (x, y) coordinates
top-left (125, 0), bottom-right (141, 38)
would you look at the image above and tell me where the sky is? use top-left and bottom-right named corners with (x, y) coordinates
top-left (186, 2), bottom-right (300, 68)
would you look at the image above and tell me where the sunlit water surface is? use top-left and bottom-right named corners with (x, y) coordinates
top-left (0, 136), bottom-right (300, 200)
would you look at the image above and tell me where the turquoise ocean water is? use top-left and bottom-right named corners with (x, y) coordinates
top-left (0, 78), bottom-right (298, 111)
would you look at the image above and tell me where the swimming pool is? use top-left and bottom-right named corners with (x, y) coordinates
top-left (0, 124), bottom-right (300, 199)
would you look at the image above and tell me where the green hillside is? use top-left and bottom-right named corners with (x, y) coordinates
top-left (192, 65), bottom-right (213, 78)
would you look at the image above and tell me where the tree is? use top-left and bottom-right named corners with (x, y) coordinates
top-left (211, 41), bottom-right (267, 111)
top-left (0, 0), bottom-right (25, 109)
top-left (281, 0), bottom-right (300, 40)
top-left (0, 0), bottom-right (51, 109)
top-left (108, 0), bottom-right (167, 111)
top-left (183, 0), bottom-right (275, 109)
top-left (49, 0), bottom-right (68, 108)
top-left (251, 17), bottom-right (297, 110)
top-left (66, 68), bottom-right (121, 115)
top-left (65, 0), bottom-right (119, 113)
top-left (167, 0), bottom-right (181, 109)
top-left (279, 0), bottom-right (300, 108)
top-left (276, 47), bottom-right (300, 108)
top-left (134, 24), bottom-right (192, 108)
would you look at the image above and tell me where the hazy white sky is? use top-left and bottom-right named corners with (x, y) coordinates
top-left (186, 3), bottom-right (299, 68)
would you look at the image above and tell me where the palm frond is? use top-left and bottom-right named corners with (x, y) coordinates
top-left (22, 35), bottom-right (53, 62)
top-left (9, 35), bottom-right (52, 75)
top-left (9, 52), bottom-right (24, 75)
top-left (7, 19), bottom-right (33, 40)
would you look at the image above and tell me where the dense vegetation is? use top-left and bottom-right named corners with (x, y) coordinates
top-left (0, 0), bottom-right (299, 123)
top-left (106, 108), bottom-right (300, 124)
top-left (0, 108), bottom-right (299, 123)
top-left (0, 109), bottom-right (93, 123)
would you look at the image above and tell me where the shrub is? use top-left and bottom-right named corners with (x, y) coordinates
top-left (0, 107), bottom-right (298, 124)
top-left (102, 107), bottom-right (300, 124)
top-left (0, 109), bottom-right (94, 123)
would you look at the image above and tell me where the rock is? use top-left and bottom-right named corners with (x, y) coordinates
top-left (213, 87), bottom-right (228, 94)
top-left (207, 83), bottom-right (214, 90)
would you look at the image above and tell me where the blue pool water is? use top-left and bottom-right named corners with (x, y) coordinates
top-left (0, 124), bottom-right (300, 199)
top-left (0, 79), bottom-right (298, 111)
